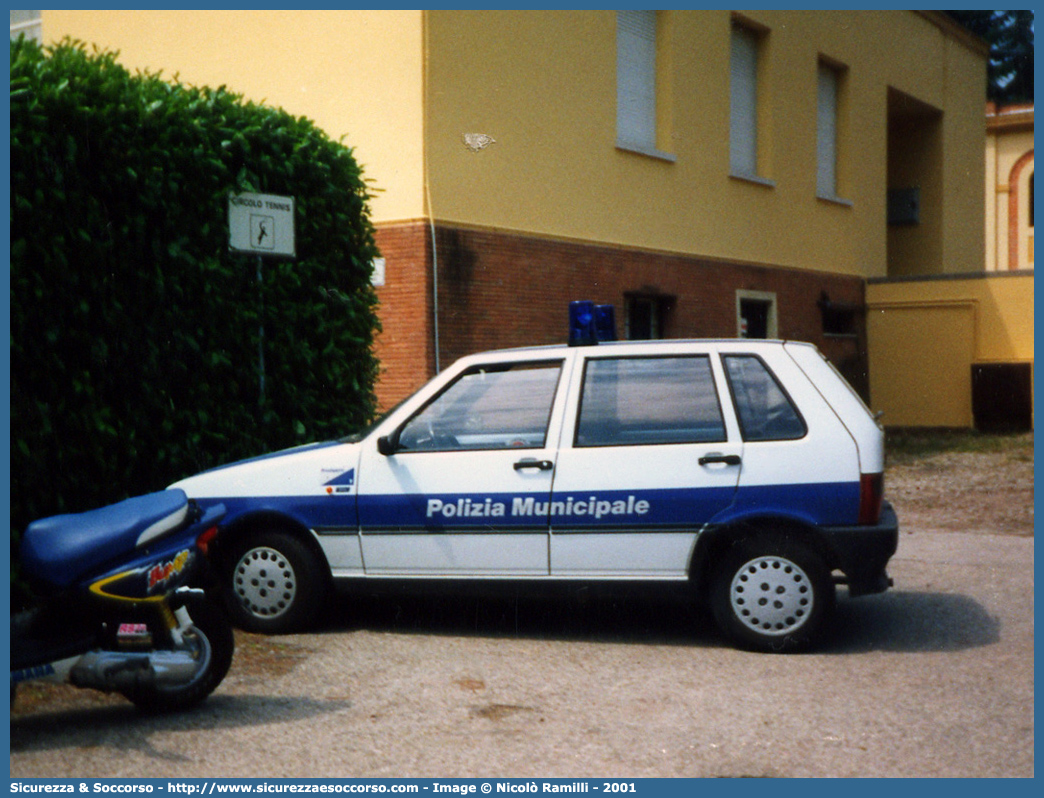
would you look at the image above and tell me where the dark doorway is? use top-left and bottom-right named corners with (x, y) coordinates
top-left (739, 298), bottom-right (771, 339)
top-left (972, 363), bottom-right (1033, 432)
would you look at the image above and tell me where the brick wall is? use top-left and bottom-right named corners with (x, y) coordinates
top-left (373, 221), bottom-right (868, 408)
top-left (372, 222), bottom-right (434, 410)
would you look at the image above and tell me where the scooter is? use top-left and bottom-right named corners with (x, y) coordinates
top-left (11, 488), bottom-right (234, 713)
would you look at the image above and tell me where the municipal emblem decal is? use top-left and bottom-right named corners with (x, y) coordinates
top-left (323, 468), bottom-right (355, 494)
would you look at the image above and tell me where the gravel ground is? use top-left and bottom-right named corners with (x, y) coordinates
top-left (10, 434), bottom-right (1035, 778)
top-left (885, 432), bottom-right (1033, 536)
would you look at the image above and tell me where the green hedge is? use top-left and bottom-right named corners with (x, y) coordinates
top-left (10, 38), bottom-right (381, 539)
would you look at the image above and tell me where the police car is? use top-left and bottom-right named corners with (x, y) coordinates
top-left (171, 305), bottom-right (899, 652)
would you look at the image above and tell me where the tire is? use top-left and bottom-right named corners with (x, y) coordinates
top-left (226, 530), bottom-right (327, 634)
top-left (710, 534), bottom-right (835, 653)
top-left (123, 595), bottom-right (234, 713)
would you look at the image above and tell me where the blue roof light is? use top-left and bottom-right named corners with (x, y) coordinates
top-left (595, 304), bottom-right (617, 342)
top-left (568, 300), bottom-right (597, 347)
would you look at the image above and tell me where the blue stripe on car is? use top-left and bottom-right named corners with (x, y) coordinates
top-left (197, 481), bottom-right (860, 535)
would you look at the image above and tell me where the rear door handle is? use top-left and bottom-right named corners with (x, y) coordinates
top-left (698, 454), bottom-right (742, 466)
top-left (514, 458), bottom-right (554, 471)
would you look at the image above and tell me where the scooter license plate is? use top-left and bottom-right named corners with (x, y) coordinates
top-left (117, 623), bottom-right (152, 648)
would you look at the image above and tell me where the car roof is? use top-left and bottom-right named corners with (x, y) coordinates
top-left (465, 338), bottom-right (797, 359)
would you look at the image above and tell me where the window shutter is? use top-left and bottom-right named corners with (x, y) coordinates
top-left (730, 25), bottom-right (758, 176)
top-left (617, 10), bottom-right (656, 150)
top-left (817, 63), bottom-right (838, 197)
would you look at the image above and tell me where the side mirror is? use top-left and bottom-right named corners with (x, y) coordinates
top-left (377, 433), bottom-right (399, 457)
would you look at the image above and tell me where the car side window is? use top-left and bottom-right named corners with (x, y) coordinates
top-left (575, 356), bottom-right (727, 447)
top-left (723, 355), bottom-right (807, 441)
top-left (397, 361), bottom-right (563, 452)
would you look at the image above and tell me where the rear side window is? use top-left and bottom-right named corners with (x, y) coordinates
top-left (723, 355), bottom-right (807, 441)
top-left (576, 356), bottom-right (727, 447)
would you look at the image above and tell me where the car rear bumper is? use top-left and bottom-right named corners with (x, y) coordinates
top-left (822, 501), bottom-right (900, 596)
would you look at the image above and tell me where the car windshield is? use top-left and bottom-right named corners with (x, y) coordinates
top-left (339, 396), bottom-right (411, 443)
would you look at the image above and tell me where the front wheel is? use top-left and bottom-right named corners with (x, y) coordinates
top-left (710, 535), bottom-right (835, 653)
top-left (123, 595), bottom-right (234, 713)
top-left (226, 530), bottom-right (327, 634)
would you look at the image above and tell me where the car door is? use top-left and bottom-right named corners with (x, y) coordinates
top-left (356, 357), bottom-right (569, 576)
top-left (549, 350), bottom-right (743, 577)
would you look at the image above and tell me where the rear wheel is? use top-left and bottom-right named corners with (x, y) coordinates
top-left (123, 595), bottom-right (234, 713)
top-left (710, 534), bottom-right (834, 653)
top-left (226, 530), bottom-right (326, 634)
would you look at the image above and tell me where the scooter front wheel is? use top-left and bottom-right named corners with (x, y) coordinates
top-left (122, 595), bottom-right (234, 713)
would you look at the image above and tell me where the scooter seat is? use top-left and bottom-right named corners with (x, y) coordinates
top-left (20, 489), bottom-right (191, 590)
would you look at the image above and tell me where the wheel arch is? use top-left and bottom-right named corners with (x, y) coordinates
top-left (689, 514), bottom-right (838, 599)
top-left (214, 509), bottom-right (331, 588)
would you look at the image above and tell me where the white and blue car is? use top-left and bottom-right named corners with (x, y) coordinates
top-left (172, 335), bottom-right (898, 651)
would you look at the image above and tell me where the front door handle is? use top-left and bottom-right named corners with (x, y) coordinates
top-left (698, 454), bottom-right (742, 466)
top-left (514, 458), bottom-right (554, 471)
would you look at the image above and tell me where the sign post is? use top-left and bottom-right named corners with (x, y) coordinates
top-left (228, 192), bottom-right (296, 408)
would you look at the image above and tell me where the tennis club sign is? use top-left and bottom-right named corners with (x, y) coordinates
top-left (228, 192), bottom-right (295, 258)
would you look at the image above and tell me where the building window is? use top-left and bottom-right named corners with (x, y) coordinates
top-left (730, 22), bottom-right (766, 181)
top-left (617, 10), bottom-right (655, 152)
top-left (817, 60), bottom-right (848, 202)
top-left (1006, 150), bottom-right (1034, 270)
top-left (625, 293), bottom-right (673, 340)
top-left (817, 292), bottom-right (859, 338)
top-left (736, 290), bottom-right (777, 339)
top-left (617, 10), bottom-right (674, 161)
top-left (10, 10), bottom-right (41, 42)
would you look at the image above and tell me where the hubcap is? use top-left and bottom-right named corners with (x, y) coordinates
top-left (233, 546), bottom-right (296, 620)
top-left (730, 555), bottom-right (814, 636)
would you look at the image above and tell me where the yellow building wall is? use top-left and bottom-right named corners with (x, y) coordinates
top-left (41, 9), bottom-right (427, 224)
top-left (866, 274), bottom-right (1034, 427)
top-left (41, 9), bottom-right (985, 282)
top-left (425, 9), bottom-right (986, 280)
top-left (940, 31), bottom-right (992, 276)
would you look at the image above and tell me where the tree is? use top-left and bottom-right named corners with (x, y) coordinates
top-left (947, 10), bottom-right (1034, 103)
top-left (10, 39), bottom-right (382, 539)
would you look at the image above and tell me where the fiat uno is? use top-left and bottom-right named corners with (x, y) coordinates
top-left (172, 307), bottom-right (899, 652)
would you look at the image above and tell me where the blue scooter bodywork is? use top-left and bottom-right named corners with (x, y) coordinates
top-left (12, 490), bottom-right (233, 713)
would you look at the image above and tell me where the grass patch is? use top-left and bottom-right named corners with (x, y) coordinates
top-left (886, 428), bottom-right (1034, 460)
